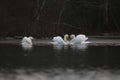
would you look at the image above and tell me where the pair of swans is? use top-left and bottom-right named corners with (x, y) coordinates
top-left (21, 36), bottom-right (33, 49)
top-left (52, 34), bottom-right (88, 45)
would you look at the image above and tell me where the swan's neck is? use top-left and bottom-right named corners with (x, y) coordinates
top-left (70, 34), bottom-right (75, 41)
top-left (64, 34), bottom-right (69, 43)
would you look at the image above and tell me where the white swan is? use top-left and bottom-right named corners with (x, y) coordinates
top-left (69, 34), bottom-right (88, 45)
top-left (21, 36), bottom-right (33, 49)
top-left (52, 34), bottom-right (69, 45)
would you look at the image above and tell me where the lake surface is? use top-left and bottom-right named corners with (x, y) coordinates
top-left (0, 37), bottom-right (120, 80)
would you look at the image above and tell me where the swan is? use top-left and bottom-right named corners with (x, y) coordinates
top-left (21, 36), bottom-right (33, 49)
top-left (69, 34), bottom-right (88, 45)
top-left (52, 34), bottom-right (69, 45)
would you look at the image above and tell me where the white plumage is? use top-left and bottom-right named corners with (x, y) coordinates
top-left (70, 34), bottom-right (88, 45)
top-left (21, 36), bottom-right (33, 49)
top-left (52, 34), bottom-right (69, 45)
top-left (52, 34), bottom-right (88, 45)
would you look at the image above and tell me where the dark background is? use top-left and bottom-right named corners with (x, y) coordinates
top-left (0, 0), bottom-right (120, 38)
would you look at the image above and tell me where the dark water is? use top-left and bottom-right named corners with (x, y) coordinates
top-left (0, 39), bottom-right (120, 80)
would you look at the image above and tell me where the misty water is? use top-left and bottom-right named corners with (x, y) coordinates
top-left (0, 37), bottom-right (120, 80)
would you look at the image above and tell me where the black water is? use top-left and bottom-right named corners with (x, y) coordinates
top-left (0, 39), bottom-right (120, 80)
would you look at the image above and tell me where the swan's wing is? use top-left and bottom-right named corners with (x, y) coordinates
top-left (22, 37), bottom-right (27, 42)
top-left (76, 35), bottom-right (88, 41)
top-left (52, 36), bottom-right (66, 45)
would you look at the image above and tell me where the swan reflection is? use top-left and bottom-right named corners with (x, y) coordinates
top-left (53, 43), bottom-right (88, 51)
top-left (53, 44), bottom-right (69, 50)
top-left (70, 42), bottom-right (88, 50)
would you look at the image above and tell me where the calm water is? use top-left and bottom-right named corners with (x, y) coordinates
top-left (0, 38), bottom-right (120, 80)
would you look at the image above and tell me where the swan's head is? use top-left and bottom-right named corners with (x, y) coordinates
top-left (64, 34), bottom-right (69, 38)
top-left (70, 34), bottom-right (75, 40)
